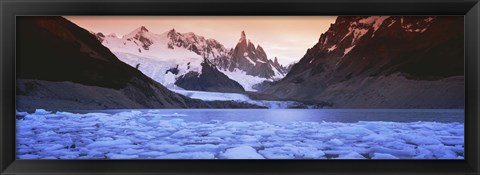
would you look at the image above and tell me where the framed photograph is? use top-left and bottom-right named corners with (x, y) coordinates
top-left (1, 0), bottom-right (479, 174)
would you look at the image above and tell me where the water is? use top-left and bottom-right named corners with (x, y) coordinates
top-left (17, 108), bottom-right (465, 159)
top-left (87, 109), bottom-right (464, 124)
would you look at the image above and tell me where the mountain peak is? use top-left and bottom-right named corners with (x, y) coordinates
top-left (256, 44), bottom-right (263, 50)
top-left (139, 26), bottom-right (149, 32)
top-left (241, 30), bottom-right (246, 39)
top-left (239, 30), bottom-right (247, 43)
top-left (167, 28), bottom-right (179, 37)
top-left (123, 26), bottom-right (150, 39)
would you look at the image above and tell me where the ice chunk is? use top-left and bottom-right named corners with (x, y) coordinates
top-left (402, 134), bottom-right (441, 145)
top-left (362, 134), bottom-right (392, 142)
top-left (18, 154), bottom-right (41, 159)
top-left (86, 139), bottom-right (132, 148)
top-left (422, 144), bottom-right (459, 159)
top-left (139, 151), bottom-right (166, 157)
top-left (107, 153), bottom-right (139, 159)
top-left (121, 149), bottom-right (144, 155)
top-left (43, 144), bottom-right (66, 151)
top-left (439, 136), bottom-right (464, 145)
top-left (170, 129), bottom-right (195, 138)
top-left (327, 138), bottom-right (344, 146)
top-left (158, 152), bottom-right (215, 159)
top-left (252, 128), bottom-right (276, 136)
top-left (33, 109), bottom-right (51, 115)
top-left (137, 118), bottom-right (148, 124)
top-left (149, 144), bottom-right (185, 153)
top-left (372, 153), bottom-right (399, 159)
top-left (335, 126), bottom-right (374, 136)
top-left (371, 146), bottom-right (416, 158)
top-left (183, 144), bottom-right (221, 152)
top-left (220, 145), bottom-right (264, 159)
top-left (302, 150), bottom-right (326, 159)
top-left (259, 146), bottom-right (300, 159)
top-left (209, 130), bottom-right (233, 138)
top-left (238, 135), bottom-right (259, 143)
top-left (336, 152), bottom-right (366, 159)
top-left (16, 110), bottom-right (29, 116)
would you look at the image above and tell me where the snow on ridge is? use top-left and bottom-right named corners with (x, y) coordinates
top-left (16, 109), bottom-right (465, 159)
top-left (400, 17), bottom-right (435, 33)
top-left (269, 64), bottom-right (284, 79)
top-left (327, 45), bottom-right (337, 52)
top-left (243, 52), bottom-right (257, 66)
top-left (424, 17), bottom-right (435, 23)
top-left (353, 29), bottom-right (368, 44)
top-left (344, 45), bottom-right (355, 55)
top-left (358, 16), bottom-right (380, 25)
top-left (357, 16), bottom-right (390, 32)
top-left (372, 16), bottom-right (390, 32)
top-left (257, 60), bottom-right (266, 64)
top-left (340, 16), bottom-right (391, 45)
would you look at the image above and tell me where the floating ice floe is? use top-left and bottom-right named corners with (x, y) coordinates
top-left (16, 109), bottom-right (464, 159)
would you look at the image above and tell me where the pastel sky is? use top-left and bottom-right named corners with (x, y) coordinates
top-left (65, 16), bottom-right (337, 65)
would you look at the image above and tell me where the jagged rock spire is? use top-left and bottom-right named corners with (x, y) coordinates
top-left (240, 31), bottom-right (246, 40)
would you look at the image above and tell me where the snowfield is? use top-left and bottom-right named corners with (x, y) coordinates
top-left (16, 109), bottom-right (464, 159)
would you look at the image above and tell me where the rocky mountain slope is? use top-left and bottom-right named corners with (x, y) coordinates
top-left (261, 16), bottom-right (464, 108)
top-left (97, 27), bottom-right (244, 93)
top-left (16, 16), bottom-right (260, 111)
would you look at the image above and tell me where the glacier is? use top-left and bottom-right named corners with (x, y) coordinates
top-left (172, 89), bottom-right (305, 109)
top-left (16, 109), bottom-right (464, 159)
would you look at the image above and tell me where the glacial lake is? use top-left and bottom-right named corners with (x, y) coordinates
top-left (86, 109), bottom-right (464, 123)
top-left (17, 108), bottom-right (465, 159)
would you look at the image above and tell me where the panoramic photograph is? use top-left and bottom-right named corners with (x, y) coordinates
top-left (15, 16), bottom-right (464, 159)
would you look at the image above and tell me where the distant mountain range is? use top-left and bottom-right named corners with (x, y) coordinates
top-left (16, 16), bottom-right (464, 110)
top-left (96, 28), bottom-right (288, 92)
top-left (261, 16), bottom-right (464, 108)
top-left (16, 16), bottom-right (262, 111)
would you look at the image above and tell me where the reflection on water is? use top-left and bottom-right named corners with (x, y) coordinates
top-left (84, 109), bottom-right (464, 123)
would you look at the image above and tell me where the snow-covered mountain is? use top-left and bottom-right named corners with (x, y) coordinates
top-left (212, 31), bottom-right (288, 91)
top-left (96, 27), bottom-right (244, 93)
top-left (97, 28), bottom-right (288, 92)
top-left (262, 16), bottom-right (464, 108)
top-left (214, 31), bottom-right (282, 78)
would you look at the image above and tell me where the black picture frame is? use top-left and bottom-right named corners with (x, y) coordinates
top-left (1, 0), bottom-right (479, 174)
